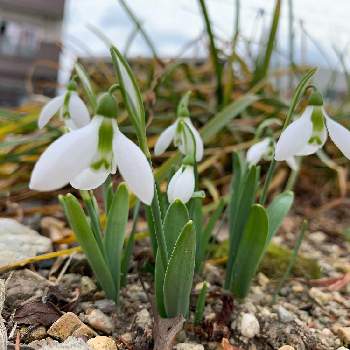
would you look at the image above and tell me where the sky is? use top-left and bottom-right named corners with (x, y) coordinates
top-left (60, 0), bottom-right (350, 83)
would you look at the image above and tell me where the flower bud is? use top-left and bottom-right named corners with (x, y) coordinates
top-left (96, 92), bottom-right (118, 118)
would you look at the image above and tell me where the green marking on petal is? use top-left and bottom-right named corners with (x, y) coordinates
top-left (311, 107), bottom-right (325, 132)
top-left (98, 119), bottom-right (114, 154)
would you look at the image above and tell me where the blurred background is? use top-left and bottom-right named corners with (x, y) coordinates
top-left (1, 0), bottom-right (350, 106)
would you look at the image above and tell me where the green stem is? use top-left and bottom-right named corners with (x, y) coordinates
top-left (198, 0), bottom-right (223, 106)
top-left (150, 188), bottom-right (168, 270)
top-left (259, 68), bottom-right (317, 204)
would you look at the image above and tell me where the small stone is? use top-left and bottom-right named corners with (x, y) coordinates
top-left (276, 306), bottom-right (294, 323)
top-left (6, 269), bottom-right (51, 306)
top-left (48, 312), bottom-right (86, 341)
top-left (337, 327), bottom-right (350, 345)
top-left (94, 299), bottom-right (117, 314)
top-left (174, 343), bottom-right (204, 350)
top-left (120, 332), bottom-right (133, 343)
top-left (336, 347), bottom-right (349, 350)
top-left (291, 282), bottom-right (304, 293)
top-left (309, 287), bottom-right (332, 304)
top-left (80, 276), bottom-right (97, 296)
top-left (27, 326), bottom-right (47, 342)
top-left (71, 324), bottom-right (97, 339)
top-left (87, 336), bottom-right (117, 350)
top-left (0, 218), bottom-right (52, 265)
top-left (135, 308), bottom-right (152, 330)
top-left (278, 346), bottom-right (295, 350)
top-left (257, 272), bottom-right (269, 288)
top-left (309, 231), bottom-right (327, 244)
top-left (239, 313), bottom-right (260, 339)
top-left (86, 309), bottom-right (114, 334)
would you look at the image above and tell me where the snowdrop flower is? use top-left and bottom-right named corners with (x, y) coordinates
top-left (30, 92), bottom-right (154, 205)
top-left (38, 81), bottom-right (90, 130)
top-left (154, 92), bottom-right (203, 162)
top-left (275, 91), bottom-right (350, 161)
top-left (167, 164), bottom-right (195, 204)
top-left (247, 137), bottom-right (298, 170)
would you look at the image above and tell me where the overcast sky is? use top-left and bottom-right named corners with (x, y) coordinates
top-left (60, 0), bottom-right (350, 82)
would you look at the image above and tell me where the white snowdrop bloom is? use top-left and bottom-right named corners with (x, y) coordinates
top-left (154, 117), bottom-right (204, 162)
top-left (167, 165), bottom-right (195, 204)
top-left (38, 82), bottom-right (90, 130)
top-left (30, 93), bottom-right (154, 205)
top-left (275, 93), bottom-right (350, 162)
top-left (247, 137), bottom-right (298, 170)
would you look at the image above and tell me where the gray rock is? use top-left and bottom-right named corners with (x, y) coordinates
top-left (277, 305), bottom-right (294, 323)
top-left (0, 218), bottom-right (52, 265)
top-left (80, 276), bottom-right (97, 296)
top-left (239, 313), bottom-right (260, 338)
top-left (30, 336), bottom-right (89, 349)
top-left (174, 343), bottom-right (204, 350)
top-left (6, 269), bottom-right (51, 306)
top-left (135, 309), bottom-right (152, 330)
top-left (94, 299), bottom-right (117, 314)
top-left (86, 309), bottom-right (114, 334)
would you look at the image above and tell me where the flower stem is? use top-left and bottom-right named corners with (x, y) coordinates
top-left (150, 188), bottom-right (168, 270)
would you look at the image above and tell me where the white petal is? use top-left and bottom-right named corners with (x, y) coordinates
top-left (167, 166), bottom-right (195, 204)
top-left (286, 156), bottom-right (298, 170)
top-left (70, 167), bottom-right (109, 190)
top-left (167, 167), bottom-right (183, 203)
top-left (68, 94), bottom-right (90, 129)
top-left (38, 96), bottom-right (64, 128)
top-left (154, 123), bottom-right (176, 156)
top-left (29, 117), bottom-right (101, 191)
top-left (247, 138), bottom-right (271, 166)
top-left (113, 131), bottom-right (154, 205)
top-left (184, 118), bottom-right (204, 161)
top-left (325, 115), bottom-right (350, 160)
top-left (275, 107), bottom-right (313, 161)
top-left (295, 126), bottom-right (327, 156)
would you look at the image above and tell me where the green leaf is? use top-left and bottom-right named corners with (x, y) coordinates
top-left (103, 183), bottom-right (129, 294)
top-left (252, 0), bottom-right (281, 85)
top-left (230, 204), bottom-right (269, 298)
top-left (74, 63), bottom-right (97, 110)
top-left (155, 200), bottom-right (189, 317)
top-left (226, 163), bottom-right (259, 289)
top-left (201, 94), bottom-right (258, 142)
top-left (267, 191), bottom-right (294, 244)
top-left (60, 194), bottom-right (117, 301)
top-left (163, 221), bottom-right (196, 318)
top-left (194, 281), bottom-right (208, 325)
top-left (110, 46), bottom-right (148, 153)
top-left (196, 199), bottom-right (225, 272)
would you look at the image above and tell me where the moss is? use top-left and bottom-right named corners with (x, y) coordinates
top-left (208, 241), bottom-right (321, 280)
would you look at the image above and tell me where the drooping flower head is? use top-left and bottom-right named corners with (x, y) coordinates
top-left (154, 92), bottom-right (203, 162)
top-left (38, 80), bottom-right (90, 130)
top-left (247, 137), bottom-right (298, 170)
top-left (275, 90), bottom-right (350, 161)
top-left (30, 91), bottom-right (155, 205)
top-left (167, 156), bottom-right (195, 204)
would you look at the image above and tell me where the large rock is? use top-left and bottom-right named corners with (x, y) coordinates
top-left (0, 218), bottom-right (52, 265)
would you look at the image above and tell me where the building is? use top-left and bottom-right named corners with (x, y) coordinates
top-left (0, 0), bottom-right (65, 106)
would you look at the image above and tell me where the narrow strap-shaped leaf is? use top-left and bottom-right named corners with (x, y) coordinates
top-left (230, 204), bottom-right (269, 298)
top-left (196, 199), bottom-right (225, 272)
top-left (110, 46), bottom-right (148, 154)
top-left (155, 200), bottom-right (189, 317)
top-left (163, 200), bottom-right (190, 252)
top-left (194, 281), bottom-right (208, 325)
top-left (60, 194), bottom-right (117, 301)
top-left (163, 221), bottom-right (196, 318)
top-left (267, 191), bottom-right (294, 244)
top-left (121, 200), bottom-right (140, 287)
top-left (74, 63), bottom-right (97, 110)
top-left (104, 183), bottom-right (129, 294)
top-left (226, 163), bottom-right (259, 288)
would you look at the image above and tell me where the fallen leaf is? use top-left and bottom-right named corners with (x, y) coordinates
top-left (14, 300), bottom-right (61, 326)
